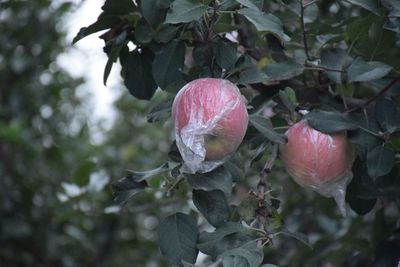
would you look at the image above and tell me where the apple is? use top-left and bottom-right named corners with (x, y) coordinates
top-left (279, 120), bottom-right (353, 189)
top-left (172, 78), bottom-right (248, 172)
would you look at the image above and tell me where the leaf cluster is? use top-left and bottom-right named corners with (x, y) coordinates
top-left (74, 0), bottom-right (400, 266)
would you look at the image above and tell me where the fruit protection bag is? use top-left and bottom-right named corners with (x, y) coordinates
top-left (172, 78), bottom-right (248, 174)
top-left (280, 120), bottom-right (354, 215)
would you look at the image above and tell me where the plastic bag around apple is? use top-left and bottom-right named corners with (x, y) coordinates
top-left (279, 120), bottom-right (355, 215)
top-left (172, 78), bottom-right (248, 174)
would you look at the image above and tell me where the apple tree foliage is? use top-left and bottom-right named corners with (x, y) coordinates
top-left (75, 0), bottom-right (400, 266)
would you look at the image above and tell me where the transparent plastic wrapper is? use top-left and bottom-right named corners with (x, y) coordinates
top-left (279, 120), bottom-right (354, 215)
top-left (172, 78), bottom-right (248, 174)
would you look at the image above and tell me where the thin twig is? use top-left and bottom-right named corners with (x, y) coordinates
top-left (257, 144), bottom-right (279, 194)
top-left (305, 65), bottom-right (344, 73)
top-left (262, 144), bottom-right (279, 173)
top-left (300, 0), bottom-right (311, 61)
top-left (166, 176), bottom-right (185, 197)
top-left (306, 64), bottom-right (400, 80)
top-left (273, 126), bottom-right (290, 131)
top-left (358, 126), bottom-right (384, 139)
top-left (347, 77), bottom-right (400, 113)
top-left (304, 0), bottom-right (318, 8)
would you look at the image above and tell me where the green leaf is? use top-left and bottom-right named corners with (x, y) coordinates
top-left (263, 61), bottom-right (304, 82)
top-left (366, 146), bottom-right (395, 178)
top-left (237, 195), bottom-right (258, 223)
top-left (278, 87), bottom-right (297, 114)
top-left (269, 210), bottom-right (282, 229)
top-left (346, 0), bottom-right (379, 15)
top-left (159, 213), bottom-right (199, 266)
top-left (192, 189), bottom-right (230, 227)
top-left (104, 54), bottom-right (116, 86)
top-left (154, 24), bottom-right (180, 43)
top-left (220, 0), bottom-right (239, 10)
top-left (216, 232), bottom-right (257, 259)
top-left (134, 18), bottom-right (154, 43)
top-left (348, 113), bottom-right (382, 159)
top-left (346, 157), bottom-right (377, 215)
top-left (347, 158), bottom-right (400, 201)
top-left (212, 13), bottom-right (237, 33)
top-left (192, 42), bottom-right (215, 67)
top-left (139, 0), bottom-right (168, 28)
top-left (237, 64), bottom-right (269, 84)
top-left (305, 110), bottom-right (358, 133)
top-left (347, 58), bottom-right (392, 82)
top-left (214, 41), bottom-right (237, 70)
top-left (375, 98), bottom-right (400, 133)
top-left (224, 158), bottom-right (245, 182)
top-left (165, 0), bottom-right (208, 24)
top-left (73, 15), bottom-right (121, 44)
top-left (111, 163), bottom-right (169, 205)
top-left (102, 0), bottom-right (136, 15)
top-left (320, 48), bottom-right (347, 84)
top-left (220, 240), bottom-right (264, 267)
top-left (147, 99), bottom-right (173, 123)
top-left (111, 177), bottom-right (147, 206)
top-left (152, 41), bottom-right (185, 91)
top-left (235, 0), bottom-right (260, 10)
top-left (158, 0), bottom-right (175, 8)
top-left (104, 42), bottom-right (127, 85)
top-left (72, 0), bottom-right (136, 43)
top-left (249, 115), bottom-right (286, 144)
top-left (345, 15), bottom-right (372, 45)
top-left (222, 256), bottom-right (248, 267)
top-left (366, 78), bottom-right (400, 97)
top-left (121, 49), bottom-right (158, 100)
top-left (238, 8), bottom-right (290, 43)
top-left (197, 222), bottom-right (247, 258)
top-left (168, 141), bottom-right (183, 163)
top-left (348, 130), bottom-right (382, 161)
top-left (185, 166), bottom-right (232, 196)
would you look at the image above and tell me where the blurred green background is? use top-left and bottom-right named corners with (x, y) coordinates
top-left (0, 1), bottom-right (176, 266)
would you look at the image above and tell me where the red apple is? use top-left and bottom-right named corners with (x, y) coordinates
top-left (172, 78), bottom-right (248, 172)
top-left (279, 120), bottom-right (353, 189)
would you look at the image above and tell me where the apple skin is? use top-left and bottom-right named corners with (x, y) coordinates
top-left (279, 120), bottom-right (353, 189)
top-left (172, 78), bottom-right (248, 166)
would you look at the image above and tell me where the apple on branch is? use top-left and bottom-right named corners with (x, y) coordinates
top-left (172, 78), bottom-right (248, 173)
top-left (279, 120), bottom-right (354, 215)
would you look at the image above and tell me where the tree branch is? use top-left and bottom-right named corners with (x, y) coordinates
top-left (300, 0), bottom-right (311, 61)
top-left (305, 65), bottom-right (344, 73)
top-left (165, 176), bottom-right (185, 197)
top-left (347, 77), bottom-right (400, 113)
top-left (257, 144), bottom-right (279, 195)
top-left (304, 0), bottom-right (319, 8)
